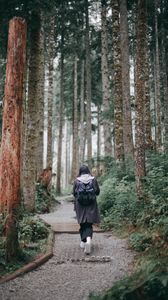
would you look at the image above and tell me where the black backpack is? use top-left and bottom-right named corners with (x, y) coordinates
top-left (76, 179), bottom-right (96, 206)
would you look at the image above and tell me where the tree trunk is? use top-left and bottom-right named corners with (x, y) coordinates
top-left (97, 104), bottom-right (101, 176)
top-left (65, 119), bottom-right (71, 186)
top-left (101, 0), bottom-right (112, 157)
top-left (112, 0), bottom-right (124, 162)
top-left (0, 17), bottom-right (26, 260)
top-left (134, 0), bottom-right (146, 199)
top-left (120, 0), bottom-right (134, 159)
top-left (85, 0), bottom-right (92, 168)
top-left (36, 17), bottom-right (45, 176)
top-left (79, 60), bottom-right (85, 165)
top-left (56, 44), bottom-right (64, 194)
top-left (0, 59), bottom-right (6, 143)
top-left (144, 36), bottom-right (153, 150)
top-left (23, 13), bottom-right (41, 212)
top-left (154, 0), bottom-right (162, 150)
top-left (71, 56), bottom-right (79, 180)
top-left (161, 0), bottom-right (168, 151)
top-left (47, 17), bottom-right (55, 168)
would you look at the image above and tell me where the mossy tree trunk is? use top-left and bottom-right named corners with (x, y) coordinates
top-left (134, 0), bottom-right (146, 199)
top-left (56, 32), bottom-right (64, 194)
top-left (71, 56), bottom-right (79, 180)
top-left (154, 0), bottom-right (162, 150)
top-left (0, 17), bottom-right (26, 261)
top-left (36, 16), bottom-right (45, 177)
top-left (79, 60), bottom-right (85, 165)
top-left (101, 0), bottom-right (112, 157)
top-left (23, 13), bottom-right (41, 212)
top-left (97, 104), bottom-right (101, 176)
top-left (112, 0), bottom-right (124, 162)
top-left (144, 34), bottom-right (153, 150)
top-left (85, 0), bottom-right (92, 168)
top-left (161, 0), bottom-right (168, 152)
top-left (47, 16), bottom-right (55, 168)
top-left (120, 0), bottom-right (134, 160)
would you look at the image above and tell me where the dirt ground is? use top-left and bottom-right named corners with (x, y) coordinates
top-left (0, 197), bottom-right (135, 300)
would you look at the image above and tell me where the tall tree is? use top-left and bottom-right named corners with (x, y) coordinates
top-left (101, 0), bottom-right (112, 157)
top-left (71, 56), bottom-right (79, 180)
top-left (79, 60), bottom-right (85, 165)
top-left (120, 0), bottom-right (134, 159)
top-left (154, 0), bottom-right (162, 150)
top-left (160, 0), bottom-right (168, 151)
top-left (144, 32), bottom-right (153, 149)
top-left (97, 104), bottom-right (101, 176)
top-left (36, 16), bottom-right (45, 176)
top-left (0, 17), bottom-right (26, 260)
top-left (134, 0), bottom-right (146, 199)
top-left (56, 30), bottom-right (64, 194)
top-left (23, 13), bottom-right (41, 211)
top-left (112, 0), bottom-right (124, 162)
top-left (85, 0), bottom-right (92, 167)
top-left (47, 16), bottom-right (55, 168)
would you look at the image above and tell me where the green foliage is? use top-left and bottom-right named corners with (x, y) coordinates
top-left (89, 268), bottom-right (168, 300)
top-left (129, 232), bottom-right (152, 252)
top-left (95, 152), bottom-right (168, 300)
top-left (0, 213), bottom-right (49, 276)
top-left (35, 185), bottom-right (51, 213)
top-left (98, 152), bottom-right (168, 234)
top-left (19, 217), bottom-right (49, 243)
top-left (99, 179), bottom-right (138, 229)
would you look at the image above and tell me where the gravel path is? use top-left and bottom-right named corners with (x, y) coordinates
top-left (0, 197), bottom-right (135, 300)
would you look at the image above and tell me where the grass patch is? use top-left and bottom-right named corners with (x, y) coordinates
top-left (0, 213), bottom-right (50, 277)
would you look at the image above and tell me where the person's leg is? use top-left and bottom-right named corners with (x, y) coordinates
top-left (84, 223), bottom-right (93, 254)
top-left (79, 223), bottom-right (87, 241)
top-left (79, 223), bottom-right (87, 249)
top-left (85, 223), bottom-right (93, 239)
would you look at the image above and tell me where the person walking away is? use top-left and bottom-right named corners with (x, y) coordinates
top-left (73, 165), bottom-right (100, 254)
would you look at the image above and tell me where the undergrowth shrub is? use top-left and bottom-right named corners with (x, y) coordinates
top-left (98, 152), bottom-right (168, 233)
top-left (91, 153), bottom-right (168, 300)
top-left (35, 185), bottom-right (51, 213)
top-left (129, 232), bottom-right (153, 252)
top-left (0, 213), bottom-right (50, 276)
top-left (98, 176), bottom-right (138, 229)
top-left (19, 217), bottom-right (49, 244)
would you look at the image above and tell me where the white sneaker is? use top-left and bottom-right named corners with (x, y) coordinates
top-left (84, 237), bottom-right (91, 254)
top-left (80, 241), bottom-right (85, 249)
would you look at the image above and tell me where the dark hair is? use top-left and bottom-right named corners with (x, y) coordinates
top-left (78, 165), bottom-right (91, 176)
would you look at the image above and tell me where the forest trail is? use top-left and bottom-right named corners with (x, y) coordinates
top-left (0, 197), bottom-right (135, 300)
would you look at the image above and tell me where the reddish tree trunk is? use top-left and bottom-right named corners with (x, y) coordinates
top-left (0, 17), bottom-right (27, 260)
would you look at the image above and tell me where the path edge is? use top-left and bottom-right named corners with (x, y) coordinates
top-left (0, 229), bottom-right (55, 284)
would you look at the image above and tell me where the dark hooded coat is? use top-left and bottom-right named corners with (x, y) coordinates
top-left (73, 174), bottom-right (100, 224)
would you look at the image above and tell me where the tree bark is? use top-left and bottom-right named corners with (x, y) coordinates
top-left (112, 0), bottom-right (124, 162)
top-left (79, 60), bottom-right (85, 165)
top-left (119, 0), bottom-right (134, 159)
top-left (47, 16), bottom-right (55, 168)
top-left (71, 56), bottom-right (79, 180)
top-left (144, 35), bottom-right (153, 150)
top-left (36, 17), bottom-right (45, 176)
top-left (85, 0), bottom-right (92, 168)
top-left (0, 17), bottom-right (26, 260)
top-left (134, 0), bottom-right (146, 199)
top-left (97, 104), bottom-right (101, 176)
top-left (154, 0), bottom-right (162, 150)
top-left (56, 41), bottom-right (64, 194)
top-left (101, 0), bottom-right (112, 157)
top-left (23, 13), bottom-right (41, 212)
top-left (161, 0), bottom-right (168, 151)
top-left (65, 119), bottom-right (71, 186)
